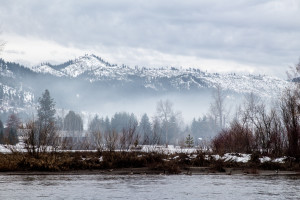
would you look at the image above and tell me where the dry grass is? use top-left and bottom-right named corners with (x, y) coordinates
top-left (0, 151), bottom-right (299, 173)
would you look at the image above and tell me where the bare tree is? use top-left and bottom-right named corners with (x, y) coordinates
top-left (243, 92), bottom-right (261, 134)
top-left (119, 116), bottom-right (139, 151)
top-left (104, 130), bottom-right (118, 152)
top-left (281, 59), bottom-right (300, 159)
top-left (281, 89), bottom-right (300, 159)
top-left (23, 90), bottom-right (59, 157)
top-left (24, 119), bottom-right (59, 158)
top-left (270, 109), bottom-right (285, 156)
top-left (212, 119), bottom-right (254, 154)
top-left (151, 117), bottom-right (162, 145)
top-left (253, 104), bottom-right (274, 153)
top-left (156, 100), bottom-right (180, 147)
top-left (90, 130), bottom-right (103, 151)
top-left (210, 84), bottom-right (226, 129)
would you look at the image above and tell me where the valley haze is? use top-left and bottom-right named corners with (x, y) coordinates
top-left (0, 54), bottom-right (291, 126)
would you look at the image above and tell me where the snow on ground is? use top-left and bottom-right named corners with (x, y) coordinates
top-left (140, 145), bottom-right (197, 154)
top-left (211, 153), bottom-right (251, 163)
top-left (223, 153), bottom-right (251, 163)
top-left (31, 64), bottom-right (66, 77)
top-left (0, 145), bottom-right (11, 153)
top-left (209, 153), bottom-right (288, 164)
top-left (259, 156), bottom-right (271, 163)
top-left (0, 143), bottom-right (26, 153)
top-left (273, 157), bottom-right (287, 164)
top-left (0, 143), bottom-right (290, 164)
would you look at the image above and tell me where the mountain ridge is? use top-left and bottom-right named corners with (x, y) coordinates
top-left (24, 54), bottom-right (290, 98)
top-left (0, 54), bottom-right (292, 122)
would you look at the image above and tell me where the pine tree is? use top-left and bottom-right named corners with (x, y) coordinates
top-left (37, 89), bottom-right (56, 127)
top-left (89, 115), bottom-right (102, 133)
top-left (138, 113), bottom-right (152, 144)
top-left (64, 111), bottom-right (83, 132)
top-left (30, 89), bottom-right (57, 153)
top-left (104, 116), bottom-right (111, 133)
top-left (185, 134), bottom-right (194, 148)
top-left (6, 113), bottom-right (20, 145)
top-left (8, 128), bottom-right (18, 145)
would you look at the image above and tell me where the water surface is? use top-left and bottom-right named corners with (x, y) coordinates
top-left (0, 174), bottom-right (299, 199)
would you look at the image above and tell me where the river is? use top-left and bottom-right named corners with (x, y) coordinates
top-left (0, 174), bottom-right (299, 199)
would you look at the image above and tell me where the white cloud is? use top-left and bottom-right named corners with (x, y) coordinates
top-left (1, 34), bottom-right (87, 66)
top-left (0, 0), bottom-right (299, 79)
top-left (1, 33), bottom-right (285, 78)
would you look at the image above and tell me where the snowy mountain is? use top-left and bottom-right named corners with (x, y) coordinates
top-left (0, 54), bottom-right (292, 122)
top-left (0, 59), bottom-right (35, 119)
top-left (27, 54), bottom-right (290, 98)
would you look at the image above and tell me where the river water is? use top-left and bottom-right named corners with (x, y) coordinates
top-left (0, 174), bottom-right (299, 199)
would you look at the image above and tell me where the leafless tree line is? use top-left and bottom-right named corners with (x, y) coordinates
top-left (22, 112), bottom-right (168, 155)
top-left (212, 88), bottom-right (300, 159)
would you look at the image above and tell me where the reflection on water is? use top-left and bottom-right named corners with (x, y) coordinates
top-left (0, 174), bottom-right (299, 199)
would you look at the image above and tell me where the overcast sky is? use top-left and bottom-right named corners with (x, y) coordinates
top-left (1, 0), bottom-right (300, 78)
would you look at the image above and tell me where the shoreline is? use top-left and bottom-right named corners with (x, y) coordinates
top-left (1, 151), bottom-right (300, 176)
top-left (1, 167), bottom-right (299, 176)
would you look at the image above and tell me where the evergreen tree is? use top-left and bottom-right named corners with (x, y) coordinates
top-left (104, 116), bottom-right (111, 133)
top-left (89, 115), bottom-right (102, 133)
top-left (88, 115), bottom-right (104, 150)
top-left (30, 89), bottom-right (58, 151)
top-left (8, 128), bottom-right (18, 145)
top-left (185, 134), bottom-right (194, 148)
top-left (138, 113), bottom-right (152, 144)
top-left (111, 112), bottom-right (138, 133)
top-left (191, 115), bottom-right (217, 140)
top-left (152, 117), bottom-right (162, 145)
top-left (6, 113), bottom-right (20, 145)
top-left (64, 111), bottom-right (83, 132)
top-left (37, 89), bottom-right (56, 127)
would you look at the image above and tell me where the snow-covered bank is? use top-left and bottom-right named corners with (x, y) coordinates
top-left (0, 143), bottom-right (290, 165)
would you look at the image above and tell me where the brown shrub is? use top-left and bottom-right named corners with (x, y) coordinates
top-left (212, 120), bottom-right (254, 154)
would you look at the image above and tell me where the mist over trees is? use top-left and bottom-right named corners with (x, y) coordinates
top-left (191, 116), bottom-right (216, 141)
top-left (88, 115), bottom-right (102, 133)
top-left (138, 114), bottom-right (152, 145)
top-left (64, 111), bottom-right (83, 132)
top-left (37, 89), bottom-right (56, 127)
top-left (3, 57), bottom-right (300, 161)
top-left (155, 100), bottom-right (182, 146)
top-left (0, 114), bottom-right (20, 145)
top-left (212, 60), bottom-right (300, 159)
top-left (210, 84), bottom-right (226, 130)
top-left (5, 113), bottom-right (20, 145)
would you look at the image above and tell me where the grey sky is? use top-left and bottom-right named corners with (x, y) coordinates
top-left (1, 0), bottom-right (300, 78)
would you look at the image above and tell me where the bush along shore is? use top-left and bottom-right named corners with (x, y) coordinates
top-left (0, 150), bottom-right (300, 175)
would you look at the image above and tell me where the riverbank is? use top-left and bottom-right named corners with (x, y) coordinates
top-left (1, 167), bottom-right (299, 176)
top-left (0, 151), bottom-right (300, 175)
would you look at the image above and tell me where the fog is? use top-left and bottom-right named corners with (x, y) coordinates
top-left (30, 76), bottom-right (245, 129)
top-left (16, 72), bottom-right (245, 128)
